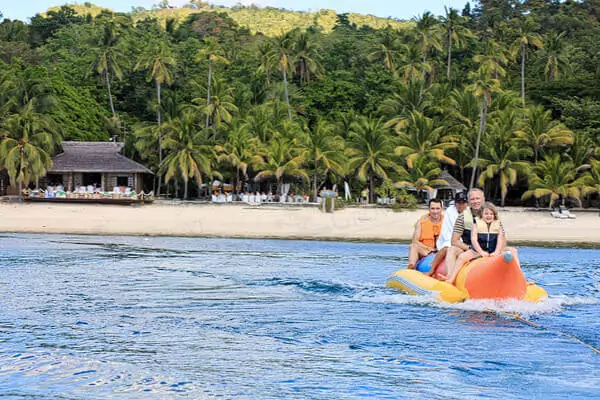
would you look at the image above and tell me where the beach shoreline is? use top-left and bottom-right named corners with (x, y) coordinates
top-left (1, 202), bottom-right (599, 247)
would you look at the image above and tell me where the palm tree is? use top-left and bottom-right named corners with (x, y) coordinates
top-left (368, 27), bottom-right (401, 76)
top-left (394, 110), bottom-right (457, 168)
top-left (477, 109), bottom-right (531, 206)
top-left (510, 17), bottom-right (544, 107)
top-left (293, 31), bottom-right (321, 86)
top-left (196, 37), bottom-right (230, 128)
top-left (394, 157), bottom-right (447, 200)
top-left (254, 136), bottom-right (307, 193)
top-left (256, 40), bottom-right (274, 87)
top-left (541, 31), bottom-right (571, 82)
top-left (473, 39), bottom-right (509, 80)
top-left (379, 79), bottom-right (431, 128)
top-left (441, 7), bottom-right (473, 80)
top-left (216, 121), bottom-right (260, 195)
top-left (135, 39), bottom-right (176, 198)
top-left (515, 104), bottom-right (574, 163)
top-left (522, 154), bottom-right (586, 208)
top-left (346, 115), bottom-right (397, 203)
top-left (160, 112), bottom-right (216, 199)
top-left (192, 78), bottom-right (238, 135)
top-left (581, 160), bottom-right (600, 202)
top-left (269, 31), bottom-right (295, 120)
top-left (413, 11), bottom-right (442, 79)
top-left (445, 89), bottom-right (480, 183)
top-left (91, 15), bottom-right (127, 119)
top-left (298, 118), bottom-right (345, 201)
top-left (397, 43), bottom-right (430, 83)
top-left (466, 66), bottom-right (502, 190)
top-left (0, 101), bottom-right (59, 197)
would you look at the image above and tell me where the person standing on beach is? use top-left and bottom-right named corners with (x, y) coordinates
top-left (361, 187), bottom-right (369, 204)
top-left (407, 199), bottom-right (443, 270)
top-left (428, 191), bottom-right (468, 274)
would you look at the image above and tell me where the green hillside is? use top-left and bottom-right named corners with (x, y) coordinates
top-left (45, 2), bottom-right (410, 35)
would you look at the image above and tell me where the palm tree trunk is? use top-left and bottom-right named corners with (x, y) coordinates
top-left (369, 172), bottom-right (374, 203)
top-left (313, 157), bottom-right (318, 202)
top-left (106, 71), bottom-right (116, 119)
top-left (521, 43), bottom-right (526, 108)
top-left (470, 102), bottom-right (487, 190)
top-left (206, 59), bottom-right (212, 128)
top-left (156, 80), bottom-right (163, 198)
top-left (447, 29), bottom-right (452, 80)
top-left (184, 178), bottom-right (188, 200)
top-left (283, 66), bottom-right (292, 120)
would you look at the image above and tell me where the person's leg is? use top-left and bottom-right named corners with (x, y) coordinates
top-left (407, 244), bottom-right (418, 269)
top-left (446, 248), bottom-right (471, 284)
top-left (430, 247), bottom-right (447, 271)
top-left (442, 246), bottom-right (462, 281)
top-left (408, 243), bottom-right (431, 269)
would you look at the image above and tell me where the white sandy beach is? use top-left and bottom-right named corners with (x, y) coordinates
top-left (0, 202), bottom-right (599, 245)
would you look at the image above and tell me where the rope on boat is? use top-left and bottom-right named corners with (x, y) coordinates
top-left (488, 309), bottom-right (600, 355)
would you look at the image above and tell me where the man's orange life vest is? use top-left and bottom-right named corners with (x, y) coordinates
top-left (418, 213), bottom-right (443, 249)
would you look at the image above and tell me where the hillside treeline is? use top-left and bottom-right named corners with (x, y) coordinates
top-left (1, 0), bottom-right (600, 206)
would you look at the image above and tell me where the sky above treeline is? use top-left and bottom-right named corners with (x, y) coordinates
top-left (2, 0), bottom-right (470, 22)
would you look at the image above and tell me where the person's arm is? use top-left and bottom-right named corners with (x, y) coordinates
top-left (411, 220), bottom-right (422, 246)
top-left (470, 224), bottom-right (488, 256)
top-left (450, 232), bottom-right (468, 250)
top-left (491, 224), bottom-right (506, 256)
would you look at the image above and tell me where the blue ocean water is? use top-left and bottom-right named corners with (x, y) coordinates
top-left (0, 234), bottom-right (599, 399)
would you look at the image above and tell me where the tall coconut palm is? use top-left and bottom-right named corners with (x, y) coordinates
top-left (515, 104), bottom-right (574, 163)
top-left (298, 118), bottom-right (345, 201)
top-left (441, 6), bottom-right (473, 80)
top-left (0, 101), bottom-right (59, 197)
top-left (215, 120), bottom-right (259, 195)
top-left (397, 43), bottom-right (431, 84)
top-left (522, 153), bottom-right (586, 208)
top-left (394, 157), bottom-right (447, 200)
top-left (91, 17), bottom-right (126, 119)
top-left (346, 116), bottom-right (396, 203)
top-left (254, 136), bottom-right (307, 193)
top-left (445, 89), bottom-right (480, 183)
top-left (196, 37), bottom-right (230, 128)
top-left (192, 78), bottom-right (238, 136)
top-left (473, 39), bottom-right (509, 80)
top-left (477, 109), bottom-right (531, 206)
top-left (293, 31), bottom-right (321, 86)
top-left (135, 39), bottom-right (176, 198)
top-left (394, 110), bottom-right (457, 169)
top-left (269, 31), bottom-right (296, 120)
top-left (379, 79), bottom-right (431, 129)
top-left (510, 17), bottom-right (544, 108)
top-left (246, 104), bottom-right (274, 143)
top-left (160, 112), bottom-right (216, 199)
top-left (541, 31), bottom-right (571, 82)
top-left (256, 40), bottom-right (274, 87)
top-left (466, 66), bottom-right (502, 190)
top-left (413, 11), bottom-right (442, 79)
top-left (368, 27), bottom-right (401, 77)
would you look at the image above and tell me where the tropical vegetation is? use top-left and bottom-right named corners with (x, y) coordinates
top-left (1, 1), bottom-right (600, 208)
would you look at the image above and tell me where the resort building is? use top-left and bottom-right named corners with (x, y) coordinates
top-left (0, 141), bottom-right (153, 196)
top-left (46, 142), bottom-right (153, 193)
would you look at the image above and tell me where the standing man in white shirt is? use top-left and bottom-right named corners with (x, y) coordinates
top-left (429, 191), bottom-right (468, 274)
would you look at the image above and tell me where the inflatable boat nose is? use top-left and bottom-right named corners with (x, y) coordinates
top-left (503, 251), bottom-right (513, 263)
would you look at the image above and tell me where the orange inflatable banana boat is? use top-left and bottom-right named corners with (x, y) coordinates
top-left (386, 251), bottom-right (547, 303)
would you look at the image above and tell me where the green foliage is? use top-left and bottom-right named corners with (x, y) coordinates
top-left (392, 188), bottom-right (418, 211)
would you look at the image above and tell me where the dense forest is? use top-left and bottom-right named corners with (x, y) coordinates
top-left (1, 0), bottom-right (600, 207)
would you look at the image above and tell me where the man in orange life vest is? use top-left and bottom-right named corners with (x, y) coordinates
top-left (407, 198), bottom-right (443, 270)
